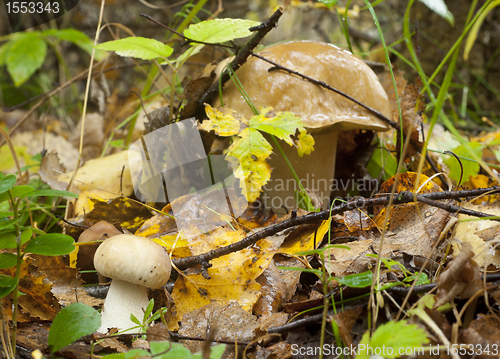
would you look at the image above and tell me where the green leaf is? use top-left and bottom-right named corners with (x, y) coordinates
top-left (27, 189), bottom-right (78, 198)
top-left (464, 1), bottom-right (500, 60)
top-left (143, 299), bottom-right (154, 323)
top-left (6, 32), bottom-right (47, 86)
top-left (249, 108), bottom-right (304, 146)
top-left (0, 253), bottom-right (17, 269)
top-left (192, 344), bottom-right (226, 359)
top-left (96, 37), bottom-right (173, 60)
top-left (101, 350), bottom-right (151, 359)
top-left (0, 219), bottom-right (17, 231)
top-left (0, 275), bottom-right (17, 298)
top-left (24, 233), bottom-right (75, 256)
top-left (418, 0), bottom-right (454, 26)
top-left (184, 18), bottom-right (260, 44)
top-left (44, 28), bottom-right (106, 59)
top-left (357, 320), bottom-right (429, 359)
top-left (0, 174), bottom-right (17, 194)
top-left (333, 270), bottom-right (373, 288)
top-left (150, 341), bottom-right (193, 359)
top-left (366, 146), bottom-right (400, 182)
top-left (0, 185), bottom-right (35, 203)
top-left (48, 302), bottom-right (101, 353)
top-left (318, 0), bottom-right (337, 9)
top-left (444, 142), bottom-right (483, 184)
top-left (0, 229), bottom-right (35, 249)
top-left (0, 41), bottom-right (14, 66)
top-left (130, 313), bottom-right (142, 326)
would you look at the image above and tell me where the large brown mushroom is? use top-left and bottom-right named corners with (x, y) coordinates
top-left (213, 41), bottom-right (392, 212)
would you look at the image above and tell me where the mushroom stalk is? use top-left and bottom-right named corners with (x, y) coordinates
top-left (97, 279), bottom-right (149, 334)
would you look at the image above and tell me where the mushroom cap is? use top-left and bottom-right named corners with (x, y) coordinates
top-left (94, 234), bottom-right (171, 289)
top-left (213, 41), bottom-right (392, 133)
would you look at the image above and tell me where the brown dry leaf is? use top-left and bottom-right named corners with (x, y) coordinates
top-left (434, 242), bottom-right (483, 308)
top-left (373, 172), bottom-right (448, 258)
top-left (253, 260), bottom-right (287, 317)
top-left (459, 314), bottom-right (500, 358)
top-left (331, 306), bottom-right (364, 350)
top-left (0, 256), bottom-right (60, 321)
top-left (12, 130), bottom-right (79, 172)
top-left (86, 197), bottom-right (153, 232)
top-left (324, 238), bottom-right (376, 276)
top-left (16, 322), bottom-right (50, 352)
top-left (70, 113), bottom-right (105, 161)
top-left (178, 302), bottom-right (258, 355)
top-left (400, 80), bottom-right (425, 157)
top-left (30, 255), bottom-right (104, 308)
top-left (274, 255), bottom-right (306, 303)
top-left (454, 203), bottom-right (500, 268)
top-left (280, 219), bottom-right (330, 254)
top-left (344, 207), bottom-right (375, 232)
top-left (55, 150), bottom-right (142, 216)
top-left (39, 151), bottom-right (69, 190)
top-left (171, 237), bottom-right (275, 325)
top-left (469, 174), bottom-right (499, 204)
top-left (377, 68), bottom-right (407, 123)
top-left (237, 204), bottom-right (278, 229)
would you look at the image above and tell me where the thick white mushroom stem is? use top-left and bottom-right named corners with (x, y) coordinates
top-left (97, 279), bottom-right (149, 334)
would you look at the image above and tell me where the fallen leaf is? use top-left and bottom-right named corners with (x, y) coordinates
top-left (434, 242), bottom-right (483, 308)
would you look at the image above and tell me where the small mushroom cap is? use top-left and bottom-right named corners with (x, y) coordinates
top-left (213, 41), bottom-right (392, 132)
top-left (94, 234), bottom-right (171, 289)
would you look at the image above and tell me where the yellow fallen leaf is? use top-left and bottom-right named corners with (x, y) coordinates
top-left (200, 105), bottom-right (243, 136)
top-left (280, 219), bottom-right (330, 254)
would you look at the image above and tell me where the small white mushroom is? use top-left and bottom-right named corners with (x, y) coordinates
top-left (93, 234), bottom-right (171, 334)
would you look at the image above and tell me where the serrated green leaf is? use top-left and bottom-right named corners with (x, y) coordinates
top-left (227, 128), bottom-right (273, 202)
top-left (0, 275), bottom-right (17, 298)
top-left (200, 104), bottom-right (243, 136)
top-left (48, 302), bottom-right (101, 353)
top-left (150, 341), bottom-right (193, 359)
top-left (0, 253), bottom-right (17, 269)
top-left (96, 37), bottom-right (173, 60)
top-left (24, 233), bottom-right (75, 256)
top-left (357, 320), bottom-right (429, 359)
top-left (296, 129), bottom-right (314, 157)
top-left (0, 174), bottom-right (17, 194)
top-left (418, 0), bottom-right (454, 26)
top-left (249, 107), bottom-right (304, 146)
top-left (333, 270), bottom-right (373, 288)
top-left (444, 142), bottom-right (482, 184)
top-left (6, 32), bottom-right (47, 86)
top-left (184, 18), bottom-right (260, 44)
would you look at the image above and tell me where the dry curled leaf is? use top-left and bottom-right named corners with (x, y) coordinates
top-left (434, 242), bottom-right (483, 308)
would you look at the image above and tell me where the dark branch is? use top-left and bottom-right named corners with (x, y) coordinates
top-left (172, 186), bottom-right (500, 270)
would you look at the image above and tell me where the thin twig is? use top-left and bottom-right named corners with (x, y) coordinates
top-left (180, 7), bottom-right (284, 120)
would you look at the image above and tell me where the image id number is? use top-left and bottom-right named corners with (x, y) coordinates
top-left (448, 344), bottom-right (499, 356)
top-left (6, 2), bottom-right (60, 13)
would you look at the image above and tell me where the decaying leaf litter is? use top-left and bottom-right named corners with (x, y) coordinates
top-left (1, 1), bottom-right (500, 358)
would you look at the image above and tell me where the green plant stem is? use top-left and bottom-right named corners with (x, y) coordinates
top-left (319, 252), bottom-right (328, 359)
top-left (8, 192), bottom-right (23, 358)
top-left (270, 136), bottom-right (307, 196)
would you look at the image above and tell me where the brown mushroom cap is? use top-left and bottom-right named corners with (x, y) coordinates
top-left (213, 41), bottom-right (392, 132)
top-left (94, 234), bottom-right (171, 289)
